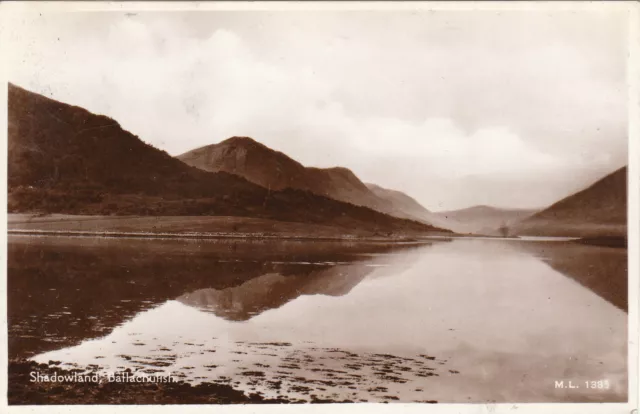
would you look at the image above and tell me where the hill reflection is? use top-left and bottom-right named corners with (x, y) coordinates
top-left (177, 265), bottom-right (373, 321)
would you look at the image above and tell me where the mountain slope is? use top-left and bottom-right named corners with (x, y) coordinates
top-left (8, 83), bottom-right (449, 235)
top-left (513, 167), bottom-right (627, 237)
top-left (8, 86), bottom-right (256, 197)
top-left (435, 205), bottom-right (538, 235)
top-left (365, 183), bottom-right (448, 225)
top-left (178, 137), bottom-right (444, 227)
top-left (178, 137), bottom-right (388, 209)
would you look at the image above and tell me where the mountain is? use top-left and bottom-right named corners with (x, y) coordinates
top-left (365, 183), bottom-right (448, 226)
top-left (178, 137), bottom-right (380, 204)
top-left (177, 138), bottom-right (442, 226)
top-left (7, 83), bottom-right (450, 235)
top-left (513, 167), bottom-right (627, 237)
top-left (434, 205), bottom-right (538, 235)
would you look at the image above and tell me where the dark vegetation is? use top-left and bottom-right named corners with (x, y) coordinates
top-left (8, 83), bottom-right (449, 235)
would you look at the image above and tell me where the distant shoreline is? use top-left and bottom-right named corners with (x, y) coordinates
top-left (7, 214), bottom-right (626, 247)
top-left (9, 229), bottom-right (623, 248)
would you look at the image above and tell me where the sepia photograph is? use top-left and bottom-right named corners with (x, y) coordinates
top-left (0, 1), bottom-right (638, 412)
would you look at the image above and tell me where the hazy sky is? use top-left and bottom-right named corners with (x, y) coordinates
top-left (5, 7), bottom-right (630, 211)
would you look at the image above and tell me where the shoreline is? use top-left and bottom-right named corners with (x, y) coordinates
top-left (7, 229), bottom-right (434, 243)
top-left (7, 214), bottom-right (626, 246)
top-left (7, 213), bottom-right (451, 243)
top-left (9, 229), bottom-right (626, 247)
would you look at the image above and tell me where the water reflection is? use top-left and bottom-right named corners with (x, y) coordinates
top-left (7, 236), bottom-right (425, 358)
top-left (177, 264), bottom-right (372, 321)
top-left (517, 241), bottom-right (628, 311)
top-left (8, 236), bottom-right (628, 403)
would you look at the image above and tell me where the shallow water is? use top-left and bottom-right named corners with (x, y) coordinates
top-left (7, 235), bottom-right (628, 403)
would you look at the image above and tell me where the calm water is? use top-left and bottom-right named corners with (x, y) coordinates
top-left (7, 235), bottom-right (628, 403)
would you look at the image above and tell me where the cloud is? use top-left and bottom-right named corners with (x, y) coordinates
top-left (5, 10), bottom-right (628, 210)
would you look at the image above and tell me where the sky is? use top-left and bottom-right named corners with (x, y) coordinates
top-left (3, 6), bottom-right (630, 211)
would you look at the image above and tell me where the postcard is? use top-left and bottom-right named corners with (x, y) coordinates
top-left (0, 2), bottom-right (638, 413)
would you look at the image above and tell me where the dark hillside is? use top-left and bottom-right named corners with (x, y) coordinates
top-left (8, 83), bottom-right (449, 234)
top-left (513, 167), bottom-right (627, 237)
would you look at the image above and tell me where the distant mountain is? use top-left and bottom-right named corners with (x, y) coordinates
top-left (435, 205), bottom-right (538, 235)
top-left (365, 183), bottom-right (449, 226)
top-left (177, 138), bottom-right (443, 226)
top-left (513, 167), bottom-right (627, 237)
top-left (7, 83), bottom-right (450, 235)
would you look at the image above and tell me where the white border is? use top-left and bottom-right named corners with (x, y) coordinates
top-left (0, 0), bottom-right (635, 12)
top-left (0, 2), bottom-right (637, 414)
